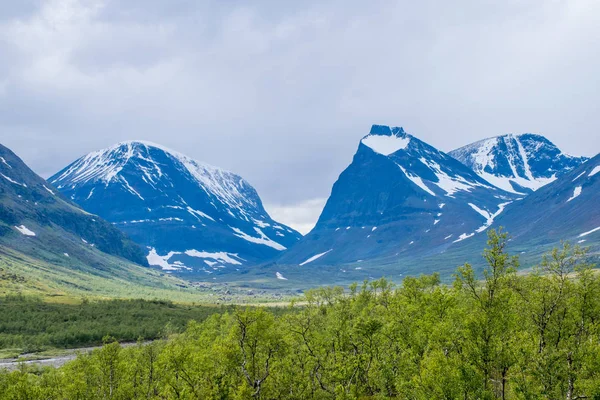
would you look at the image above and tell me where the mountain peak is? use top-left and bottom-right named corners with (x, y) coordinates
top-left (450, 133), bottom-right (588, 194)
top-left (50, 141), bottom-right (302, 275)
top-left (368, 124), bottom-right (406, 136)
top-left (361, 125), bottom-right (411, 156)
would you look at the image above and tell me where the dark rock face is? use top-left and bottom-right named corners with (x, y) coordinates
top-left (50, 141), bottom-right (301, 275)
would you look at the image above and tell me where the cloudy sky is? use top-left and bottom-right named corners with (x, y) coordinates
top-left (1, 0), bottom-right (599, 233)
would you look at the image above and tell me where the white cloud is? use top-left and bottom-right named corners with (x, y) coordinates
top-left (265, 198), bottom-right (326, 235)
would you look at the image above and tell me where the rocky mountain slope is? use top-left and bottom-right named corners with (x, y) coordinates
top-left (50, 141), bottom-right (302, 276)
top-left (449, 134), bottom-right (588, 194)
top-left (277, 125), bottom-right (519, 266)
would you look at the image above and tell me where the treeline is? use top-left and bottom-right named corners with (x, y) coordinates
top-left (1, 230), bottom-right (600, 399)
top-left (0, 297), bottom-right (235, 353)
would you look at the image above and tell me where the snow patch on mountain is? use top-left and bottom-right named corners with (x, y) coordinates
top-left (300, 249), bottom-right (333, 266)
top-left (567, 187), bottom-right (582, 202)
top-left (1, 173), bottom-right (27, 187)
top-left (15, 225), bottom-right (36, 236)
top-left (362, 133), bottom-right (410, 156)
top-left (276, 272), bottom-right (288, 280)
top-left (0, 157), bottom-right (12, 168)
top-left (579, 227), bottom-right (600, 238)
top-left (450, 134), bottom-right (586, 195)
top-left (147, 248), bottom-right (243, 271)
top-left (184, 250), bottom-right (243, 265)
top-left (590, 165), bottom-right (600, 177)
top-left (397, 165), bottom-right (436, 196)
top-left (230, 227), bottom-right (286, 251)
top-left (468, 201), bottom-right (512, 233)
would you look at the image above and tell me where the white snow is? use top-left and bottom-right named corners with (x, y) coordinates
top-left (50, 141), bottom-right (263, 221)
top-left (184, 250), bottom-right (243, 265)
top-left (572, 171), bottom-right (587, 182)
top-left (43, 185), bottom-right (55, 195)
top-left (439, 203), bottom-right (446, 208)
top-left (372, 227), bottom-right (377, 231)
top-left (86, 188), bottom-right (95, 200)
top-left (453, 233), bottom-right (475, 243)
top-left (397, 165), bottom-right (436, 196)
top-left (0, 157), bottom-right (11, 168)
top-left (121, 177), bottom-right (144, 201)
top-left (515, 136), bottom-right (535, 181)
top-left (419, 158), bottom-right (483, 196)
top-left (276, 272), bottom-right (288, 280)
top-left (147, 248), bottom-right (242, 271)
top-left (455, 135), bottom-right (559, 194)
top-left (253, 219), bottom-right (271, 228)
top-left (434, 219), bottom-right (440, 225)
top-left (231, 227), bottom-right (286, 251)
top-left (579, 227), bottom-right (600, 237)
top-left (1, 173), bottom-right (26, 187)
top-left (589, 165), bottom-right (600, 177)
top-left (444, 234), bottom-right (453, 240)
top-left (187, 206), bottom-right (215, 222)
top-left (146, 248), bottom-right (181, 271)
top-left (578, 240), bottom-right (586, 244)
top-left (300, 249), bottom-right (333, 266)
top-left (567, 186), bottom-right (582, 202)
top-left (469, 201), bottom-right (512, 233)
top-left (63, 253), bottom-right (69, 257)
top-left (15, 225), bottom-right (36, 236)
top-left (361, 133), bottom-right (410, 156)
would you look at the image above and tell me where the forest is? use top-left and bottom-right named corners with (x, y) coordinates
top-left (0, 297), bottom-right (239, 357)
top-left (1, 230), bottom-right (599, 399)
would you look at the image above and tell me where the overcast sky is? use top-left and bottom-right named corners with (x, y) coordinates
top-left (1, 0), bottom-right (599, 233)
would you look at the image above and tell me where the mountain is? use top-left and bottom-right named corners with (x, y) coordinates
top-left (0, 143), bottom-right (147, 268)
top-left (277, 125), bottom-right (519, 267)
top-left (489, 153), bottom-right (600, 246)
top-left (49, 141), bottom-right (302, 275)
top-left (449, 134), bottom-right (588, 195)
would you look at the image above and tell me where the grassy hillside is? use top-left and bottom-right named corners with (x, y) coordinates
top-left (0, 245), bottom-right (210, 303)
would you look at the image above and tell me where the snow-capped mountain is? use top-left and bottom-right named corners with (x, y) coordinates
top-left (49, 141), bottom-right (302, 275)
top-left (489, 153), bottom-right (600, 245)
top-left (277, 125), bottom-right (519, 266)
top-left (449, 134), bottom-right (588, 195)
top-left (0, 143), bottom-right (147, 267)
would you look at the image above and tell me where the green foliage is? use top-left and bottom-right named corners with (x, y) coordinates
top-left (1, 230), bottom-right (600, 399)
top-left (0, 297), bottom-right (234, 352)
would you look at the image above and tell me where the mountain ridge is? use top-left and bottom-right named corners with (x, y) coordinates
top-left (277, 124), bottom-right (519, 267)
top-left (50, 141), bottom-right (302, 276)
top-left (449, 133), bottom-right (588, 194)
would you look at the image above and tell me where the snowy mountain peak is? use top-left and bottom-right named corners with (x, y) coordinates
top-left (278, 124), bottom-right (519, 267)
top-left (449, 133), bottom-right (588, 195)
top-left (50, 141), bottom-right (302, 274)
top-left (361, 125), bottom-right (411, 156)
top-left (51, 141), bottom-right (260, 218)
